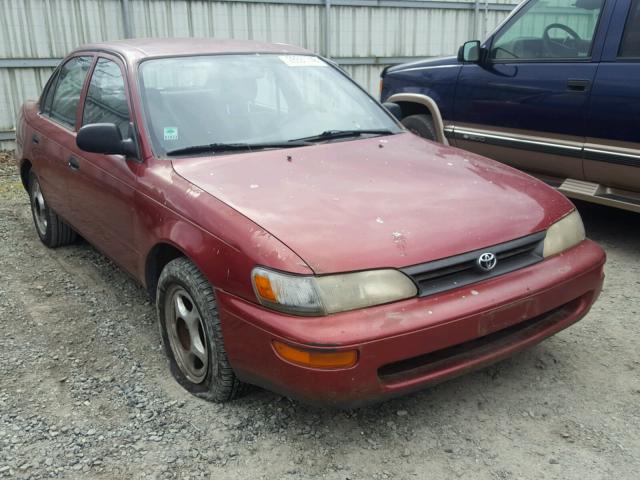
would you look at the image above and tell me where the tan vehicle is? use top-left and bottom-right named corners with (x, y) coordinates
top-left (381, 0), bottom-right (640, 213)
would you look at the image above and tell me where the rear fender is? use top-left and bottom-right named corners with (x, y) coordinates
top-left (16, 101), bottom-right (43, 190)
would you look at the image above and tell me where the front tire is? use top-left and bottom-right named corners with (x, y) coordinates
top-left (401, 114), bottom-right (437, 141)
top-left (28, 171), bottom-right (76, 248)
top-left (156, 257), bottom-right (245, 402)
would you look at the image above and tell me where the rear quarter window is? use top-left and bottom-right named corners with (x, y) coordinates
top-left (40, 69), bottom-right (60, 115)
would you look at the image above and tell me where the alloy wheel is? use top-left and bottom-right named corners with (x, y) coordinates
top-left (30, 178), bottom-right (48, 236)
top-left (164, 285), bottom-right (209, 383)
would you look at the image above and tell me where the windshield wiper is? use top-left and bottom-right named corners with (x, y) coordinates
top-left (166, 141), bottom-right (310, 157)
top-left (289, 129), bottom-right (395, 143)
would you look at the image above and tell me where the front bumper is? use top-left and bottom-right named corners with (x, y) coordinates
top-left (217, 239), bottom-right (605, 407)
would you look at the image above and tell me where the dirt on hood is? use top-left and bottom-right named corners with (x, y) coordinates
top-left (172, 133), bottom-right (573, 273)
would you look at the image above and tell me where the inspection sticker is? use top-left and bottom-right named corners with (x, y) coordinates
top-left (279, 55), bottom-right (327, 67)
top-left (164, 127), bottom-right (179, 141)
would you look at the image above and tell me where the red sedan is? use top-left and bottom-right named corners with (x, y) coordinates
top-left (16, 39), bottom-right (605, 407)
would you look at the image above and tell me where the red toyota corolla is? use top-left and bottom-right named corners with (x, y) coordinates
top-left (16, 39), bottom-right (605, 407)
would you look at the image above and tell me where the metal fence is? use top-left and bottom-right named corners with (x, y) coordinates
top-left (0, 0), bottom-right (519, 149)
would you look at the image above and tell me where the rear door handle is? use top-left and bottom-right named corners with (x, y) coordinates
top-left (32, 134), bottom-right (40, 144)
top-left (567, 79), bottom-right (590, 92)
top-left (68, 156), bottom-right (80, 170)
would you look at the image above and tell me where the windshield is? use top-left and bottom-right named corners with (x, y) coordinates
top-left (138, 54), bottom-right (401, 156)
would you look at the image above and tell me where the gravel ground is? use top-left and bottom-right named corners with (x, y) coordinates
top-left (0, 151), bottom-right (639, 480)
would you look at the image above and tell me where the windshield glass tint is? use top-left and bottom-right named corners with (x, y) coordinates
top-left (139, 54), bottom-right (400, 155)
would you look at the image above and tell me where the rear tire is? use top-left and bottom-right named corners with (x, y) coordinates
top-left (156, 257), bottom-right (246, 402)
top-left (401, 114), bottom-right (437, 141)
top-left (28, 171), bottom-right (76, 248)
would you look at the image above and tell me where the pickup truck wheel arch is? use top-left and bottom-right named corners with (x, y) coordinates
top-left (386, 93), bottom-right (449, 145)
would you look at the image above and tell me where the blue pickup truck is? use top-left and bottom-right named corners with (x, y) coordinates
top-left (381, 0), bottom-right (640, 212)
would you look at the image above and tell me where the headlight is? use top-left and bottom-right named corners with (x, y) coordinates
top-left (543, 210), bottom-right (585, 258)
top-left (251, 267), bottom-right (418, 316)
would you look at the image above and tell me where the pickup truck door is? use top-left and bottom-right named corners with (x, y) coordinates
top-left (584, 0), bottom-right (640, 194)
top-left (451, 0), bottom-right (612, 181)
top-left (66, 55), bottom-right (141, 275)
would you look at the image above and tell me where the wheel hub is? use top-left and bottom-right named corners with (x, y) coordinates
top-left (164, 286), bottom-right (208, 383)
top-left (30, 179), bottom-right (48, 236)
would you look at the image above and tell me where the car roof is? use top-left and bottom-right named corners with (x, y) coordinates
top-left (72, 38), bottom-right (313, 64)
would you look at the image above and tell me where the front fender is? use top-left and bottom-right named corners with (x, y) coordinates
top-left (136, 163), bottom-right (313, 303)
top-left (381, 62), bottom-right (461, 122)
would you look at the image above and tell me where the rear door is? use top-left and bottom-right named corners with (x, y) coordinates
top-left (584, 0), bottom-right (640, 193)
top-left (452, 0), bottom-right (610, 180)
top-left (34, 56), bottom-right (93, 216)
top-left (67, 54), bottom-right (141, 274)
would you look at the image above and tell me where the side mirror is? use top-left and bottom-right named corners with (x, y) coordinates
top-left (382, 102), bottom-right (402, 120)
top-left (76, 123), bottom-right (138, 158)
top-left (458, 40), bottom-right (481, 63)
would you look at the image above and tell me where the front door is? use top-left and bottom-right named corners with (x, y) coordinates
top-left (66, 55), bottom-right (141, 275)
top-left (452, 0), bottom-right (609, 180)
top-left (584, 0), bottom-right (640, 193)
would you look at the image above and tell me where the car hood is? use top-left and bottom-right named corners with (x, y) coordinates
top-left (387, 55), bottom-right (459, 74)
top-left (172, 133), bottom-right (573, 274)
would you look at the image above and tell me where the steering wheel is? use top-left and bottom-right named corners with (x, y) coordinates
top-left (493, 46), bottom-right (519, 59)
top-left (543, 23), bottom-right (582, 55)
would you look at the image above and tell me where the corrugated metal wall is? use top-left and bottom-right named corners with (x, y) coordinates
top-left (0, 0), bottom-right (519, 149)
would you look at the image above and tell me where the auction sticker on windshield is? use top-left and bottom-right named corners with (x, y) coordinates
top-left (164, 127), bottom-right (179, 141)
top-left (279, 55), bottom-right (327, 67)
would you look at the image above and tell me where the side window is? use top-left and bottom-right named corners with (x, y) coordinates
top-left (491, 0), bottom-right (605, 60)
top-left (82, 58), bottom-right (131, 138)
top-left (40, 69), bottom-right (60, 115)
top-left (619, 0), bottom-right (640, 58)
top-left (49, 56), bottom-right (92, 128)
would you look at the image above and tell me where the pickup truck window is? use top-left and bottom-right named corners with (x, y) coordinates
top-left (491, 0), bottom-right (604, 60)
top-left (49, 56), bottom-right (92, 129)
top-left (619, 0), bottom-right (640, 58)
top-left (82, 58), bottom-right (131, 138)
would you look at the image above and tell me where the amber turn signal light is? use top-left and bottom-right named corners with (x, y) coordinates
top-left (272, 341), bottom-right (358, 369)
top-left (254, 273), bottom-right (277, 302)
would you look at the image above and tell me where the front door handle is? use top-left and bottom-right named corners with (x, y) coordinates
top-left (68, 156), bottom-right (80, 170)
top-left (32, 133), bottom-right (40, 144)
top-left (567, 79), bottom-right (590, 92)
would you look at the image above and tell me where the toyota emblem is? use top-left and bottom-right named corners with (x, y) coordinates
top-left (476, 252), bottom-right (497, 272)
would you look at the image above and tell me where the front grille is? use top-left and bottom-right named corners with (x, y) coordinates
top-left (402, 231), bottom-right (545, 297)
